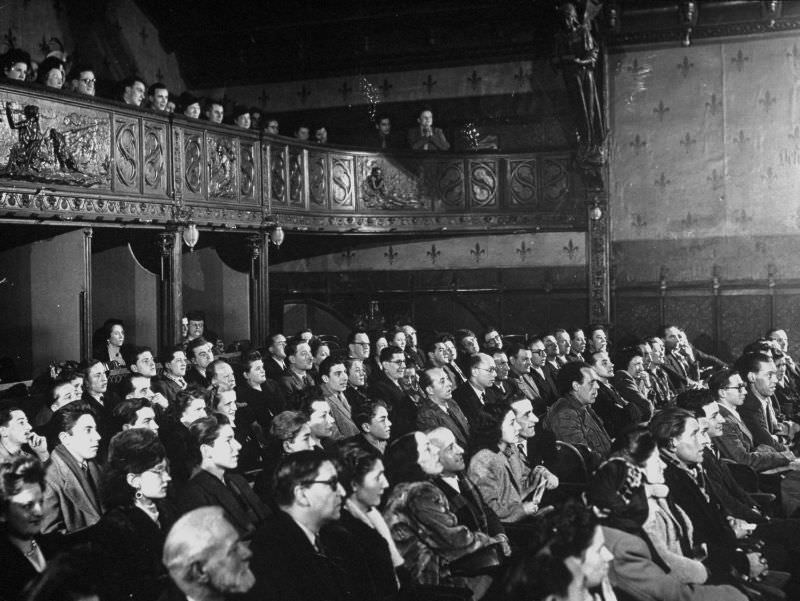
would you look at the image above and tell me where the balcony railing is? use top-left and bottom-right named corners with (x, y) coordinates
top-left (0, 82), bottom-right (585, 233)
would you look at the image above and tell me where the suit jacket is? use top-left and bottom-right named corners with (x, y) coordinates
top-left (603, 526), bottom-right (745, 601)
top-left (663, 352), bottom-right (691, 392)
top-left (365, 130), bottom-right (403, 150)
top-left (543, 395), bottom-right (611, 460)
top-left (322, 386), bottom-right (360, 441)
top-left (530, 367), bottom-right (559, 407)
top-left (508, 370), bottom-right (545, 415)
top-left (467, 448), bottom-right (530, 522)
top-left (434, 474), bottom-right (504, 538)
top-left (407, 126), bottom-right (450, 151)
top-left (264, 355), bottom-right (287, 382)
top-left (593, 381), bottom-right (640, 440)
top-left (739, 390), bottom-right (784, 451)
top-left (42, 444), bottom-right (103, 534)
top-left (185, 367), bottom-right (210, 388)
top-left (238, 381), bottom-right (286, 430)
top-left (701, 447), bottom-right (764, 524)
top-left (177, 469), bottom-right (270, 535)
top-left (406, 347), bottom-right (427, 371)
top-left (715, 404), bottom-right (789, 471)
top-left (490, 380), bottom-right (514, 405)
top-left (452, 383), bottom-right (490, 426)
top-left (247, 511), bottom-right (355, 601)
top-left (612, 369), bottom-right (654, 423)
top-left (416, 397), bottom-right (471, 452)
top-left (151, 375), bottom-right (185, 405)
top-left (368, 372), bottom-right (417, 438)
top-left (440, 363), bottom-right (466, 389)
top-left (161, 420), bottom-right (195, 490)
top-left (280, 368), bottom-right (315, 400)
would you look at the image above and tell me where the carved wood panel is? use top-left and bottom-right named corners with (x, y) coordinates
top-left (143, 121), bottom-right (166, 196)
top-left (207, 134), bottom-right (237, 200)
top-left (718, 296), bottom-right (770, 359)
top-left (774, 294), bottom-right (800, 359)
top-left (183, 132), bottom-right (204, 199)
top-left (468, 160), bottom-right (498, 209)
top-left (614, 295), bottom-right (660, 342)
top-left (289, 149), bottom-right (305, 207)
top-left (308, 151), bottom-right (327, 208)
top-left (113, 117), bottom-right (139, 192)
top-left (239, 141), bottom-right (257, 202)
top-left (541, 157), bottom-right (569, 209)
top-left (331, 155), bottom-right (354, 210)
top-left (270, 144), bottom-right (287, 206)
top-left (506, 158), bottom-right (537, 208)
top-left (433, 160), bottom-right (465, 211)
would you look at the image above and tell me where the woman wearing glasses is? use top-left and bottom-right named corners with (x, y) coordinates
top-left (93, 428), bottom-right (175, 601)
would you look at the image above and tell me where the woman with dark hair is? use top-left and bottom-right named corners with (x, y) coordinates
top-left (383, 431), bottom-right (503, 600)
top-left (208, 387), bottom-right (263, 475)
top-left (92, 429), bottom-right (174, 601)
top-left (160, 386), bottom-right (209, 489)
top-left (0, 457), bottom-right (52, 600)
top-left (177, 414), bottom-right (269, 535)
top-left (331, 441), bottom-right (402, 601)
top-left (588, 455), bottom-right (747, 601)
top-left (92, 318), bottom-right (129, 367)
top-left (237, 350), bottom-right (286, 430)
top-left (254, 410), bottom-right (314, 505)
top-left (467, 404), bottom-right (550, 523)
top-left (35, 56), bottom-right (64, 89)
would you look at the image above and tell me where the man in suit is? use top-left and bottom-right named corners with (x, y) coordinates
top-left (319, 356), bottom-right (359, 441)
top-left (42, 404), bottom-right (103, 534)
top-left (407, 108), bottom-right (450, 152)
top-left (482, 328), bottom-right (503, 353)
top-left (164, 507), bottom-right (256, 601)
top-left (587, 349), bottom-right (640, 440)
top-left (510, 396), bottom-right (559, 484)
top-left (737, 351), bottom-right (793, 453)
top-left (554, 329), bottom-right (572, 367)
top-left (416, 367), bottom-right (471, 452)
top-left (660, 325), bottom-right (700, 392)
top-left (402, 324), bottom-right (426, 371)
top-left (543, 333), bottom-right (565, 374)
top-left (424, 334), bottom-right (465, 389)
top-left (264, 332), bottom-right (288, 382)
top-left (79, 358), bottom-right (117, 444)
top-left (452, 353), bottom-right (496, 426)
top-left (611, 347), bottom-right (654, 423)
top-left (367, 114), bottom-right (402, 149)
top-left (489, 350), bottom-right (514, 404)
top-left (248, 450), bottom-right (355, 601)
top-left (185, 337), bottom-right (215, 388)
top-left (347, 330), bottom-right (372, 382)
top-left (506, 342), bottom-right (544, 415)
top-left (281, 338), bottom-right (315, 401)
top-left (528, 337), bottom-right (559, 407)
top-left (368, 345), bottom-right (417, 438)
top-left (152, 345), bottom-right (188, 405)
top-left (347, 399), bottom-right (391, 455)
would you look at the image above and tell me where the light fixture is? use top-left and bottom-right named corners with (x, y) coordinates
top-left (270, 225), bottom-right (285, 247)
top-left (182, 223), bottom-right (199, 251)
top-left (589, 204), bottom-right (603, 221)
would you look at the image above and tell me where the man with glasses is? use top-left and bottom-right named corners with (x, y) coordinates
top-left (528, 337), bottom-right (559, 407)
top-left (67, 64), bottom-right (95, 96)
top-left (483, 328), bottom-right (503, 353)
top-left (347, 330), bottom-right (372, 381)
top-left (369, 345), bottom-right (417, 438)
top-left (249, 450), bottom-right (354, 601)
top-left (452, 353), bottom-right (497, 426)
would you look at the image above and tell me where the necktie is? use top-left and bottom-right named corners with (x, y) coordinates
top-left (480, 391), bottom-right (486, 405)
top-left (517, 443), bottom-right (528, 461)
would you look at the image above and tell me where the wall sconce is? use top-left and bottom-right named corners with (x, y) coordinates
top-left (270, 225), bottom-right (285, 247)
top-left (589, 204), bottom-right (603, 221)
top-left (182, 223), bottom-right (199, 252)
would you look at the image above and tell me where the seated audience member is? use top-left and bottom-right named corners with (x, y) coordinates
top-left (147, 82), bottom-right (169, 112)
top-left (347, 329), bottom-right (372, 377)
top-left (0, 407), bottom-right (48, 462)
top-left (468, 405), bottom-right (553, 523)
top-left (111, 397), bottom-right (159, 434)
top-left (774, 350), bottom-right (800, 418)
top-left (369, 114), bottom-right (400, 149)
top-left (294, 123), bottom-right (310, 141)
top-left (347, 398), bottom-right (392, 455)
top-left (185, 337), bottom-right (214, 388)
top-left (400, 363), bottom-right (424, 406)
top-left (332, 442), bottom-right (403, 600)
top-left (506, 342), bottom-right (544, 413)
top-left (42, 404), bottom-right (103, 534)
top-left (453, 353), bottom-right (498, 425)
top-left (3, 48), bottom-right (30, 81)
top-left (66, 64), bottom-right (95, 96)
top-left (177, 91), bottom-right (201, 119)
top-left (207, 358), bottom-right (236, 393)
top-left (117, 372), bottom-right (166, 413)
top-left (120, 75), bottom-right (146, 106)
top-left (660, 325), bottom-right (700, 392)
top-left (297, 327), bottom-right (314, 342)
top-left (569, 327), bottom-right (587, 361)
top-left (249, 107), bottom-right (261, 129)
top-left (248, 449), bottom-right (354, 601)
top-left (255, 410), bottom-right (315, 503)
top-left (163, 507), bottom-right (256, 601)
top-left (238, 350), bottom-right (285, 429)
top-left (0, 457), bottom-right (53, 600)
top-left (314, 125), bottom-right (328, 144)
top-left (501, 550), bottom-right (587, 601)
top-left (383, 431), bottom-right (504, 599)
top-left (124, 345), bottom-right (157, 378)
top-left (23, 546), bottom-right (103, 601)
top-left (647, 336), bottom-right (677, 408)
top-left (585, 324), bottom-right (609, 356)
top-left (737, 352), bottom-right (795, 453)
top-left (204, 99), bottom-right (224, 124)
top-left (544, 361), bottom-right (611, 466)
top-left (296, 393), bottom-right (336, 449)
top-left (93, 429), bottom-right (174, 601)
top-left (613, 346), bottom-right (655, 423)
top-left (454, 328), bottom-right (480, 375)
top-left (417, 367), bottom-right (471, 451)
top-left (402, 324), bottom-right (425, 370)
top-left (553, 329), bottom-right (571, 366)
top-left (589, 349), bottom-right (642, 440)
top-left (152, 345), bottom-right (188, 404)
top-left (264, 332), bottom-right (288, 381)
top-left (490, 349), bottom-right (514, 403)
top-left (95, 318), bottom-right (127, 366)
top-left (184, 310), bottom-right (217, 344)
top-left (34, 378), bottom-right (77, 428)
top-left (160, 386), bottom-right (209, 487)
top-left (264, 117), bottom-right (279, 135)
top-left (281, 338), bottom-right (315, 400)
top-left (36, 56), bottom-right (64, 89)
top-left (208, 387), bottom-right (262, 474)
top-left (370, 333), bottom-right (389, 383)
top-left (79, 358), bottom-right (116, 441)
top-left (177, 414), bottom-right (269, 535)
top-left (319, 355), bottom-right (359, 441)
top-left (344, 357), bottom-right (368, 407)
top-left (428, 427), bottom-right (509, 547)
top-left (369, 345), bottom-right (418, 437)
top-left (408, 108), bottom-right (450, 151)
top-left (311, 338), bottom-right (331, 376)
top-left (232, 105), bottom-right (251, 129)
top-left (510, 395), bottom-right (558, 489)
top-left (482, 328), bottom-right (503, 353)
top-left (425, 333), bottom-right (463, 389)
top-left (528, 337), bottom-right (560, 407)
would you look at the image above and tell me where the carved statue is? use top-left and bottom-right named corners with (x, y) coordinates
top-left (553, 1), bottom-right (607, 170)
top-left (5, 104), bottom-right (51, 174)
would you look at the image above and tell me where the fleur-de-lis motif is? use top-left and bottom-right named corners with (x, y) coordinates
top-left (679, 132), bottom-right (696, 152)
top-left (626, 58), bottom-right (645, 74)
top-left (341, 249), bottom-right (356, 266)
top-left (469, 243), bottom-right (486, 264)
top-left (426, 244), bottom-right (441, 265)
top-left (516, 241), bottom-right (533, 261)
top-left (732, 130), bottom-right (750, 147)
top-left (513, 66), bottom-right (532, 87)
top-left (631, 214), bottom-right (647, 228)
top-left (731, 49), bottom-right (750, 72)
top-left (379, 79), bottom-right (393, 97)
top-left (707, 169), bottom-right (724, 190)
top-left (384, 246), bottom-right (398, 265)
top-left (629, 134), bottom-right (647, 154)
top-left (706, 93), bottom-right (722, 116)
top-left (759, 90), bottom-right (777, 113)
top-left (4, 27), bottom-right (17, 49)
top-left (339, 81), bottom-right (352, 101)
top-left (788, 43), bottom-right (800, 69)
top-left (654, 172), bottom-right (671, 190)
top-left (422, 74), bottom-right (437, 94)
top-left (467, 70), bottom-right (482, 90)
top-left (297, 85), bottom-right (311, 103)
top-left (681, 212), bottom-right (697, 228)
top-left (677, 56), bottom-right (694, 78)
top-left (563, 239), bottom-right (580, 260)
top-left (653, 100), bottom-right (670, 122)
top-left (761, 167), bottom-right (777, 185)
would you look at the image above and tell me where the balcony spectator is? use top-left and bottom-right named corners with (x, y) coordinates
top-left (204, 99), bottom-right (224, 124)
top-left (250, 107), bottom-right (262, 130)
top-left (232, 105), bottom-right (251, 129)
top-left (66, 64), bottom-right (95, 96)
top-left (36, 56), bottom-right (64, 90)
top-left (294, 123), bottom-right (310, 141)
top-left (146, 82), bottom-right (169, 112)
top-left (177, 91), bottom-right (201, 119)
top-left (2, 48), bottom-right (30, 82)
top-left (408, 108), bottom-right (450, 152)
top-left (314, 125), bottom-right (328, 144)
top-left (120, 75), bottom-right (146, 107)
top-left (369, 114), bottom-right (401, 149)
top-left (265, 117), bottom-right (280, 135)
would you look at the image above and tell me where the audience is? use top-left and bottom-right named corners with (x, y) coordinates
top-left (120, 75), bottom-right (146, 106)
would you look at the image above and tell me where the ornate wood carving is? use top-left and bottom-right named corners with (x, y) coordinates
top-left (183, 133), bottom-right (203, 196)
top-left (308, 151), bottom-right (327, 208)
top-left (435, 161), bottom-right (465, 210)
top-left (468, 160), bottom-right (497, 209)
top-left (143, 122), bottom-right (166, 194)
top-left (507, 159), bottom-right (537, 207)
top-left (289, 149), bottom-right (305, 207)
top-left (269, 144), bottom-right (287, 205)
top-left (240, 141), bottom-right (256, 200)
top-left (331, 155), bottom-right (354, 209)
top-left (588, 194), bottom-right (610, 324)
top-left (114, 118), bottom-right (138, 191)
top-left (207, 134), bottom-right (237, 199)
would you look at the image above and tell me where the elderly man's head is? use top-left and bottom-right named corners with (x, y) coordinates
top-left (163, 507), bottom-right (255, 600)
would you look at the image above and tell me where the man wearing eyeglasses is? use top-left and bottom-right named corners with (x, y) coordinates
top-left (67, 64), bottom-right (95, 96)
top-left (347, 330), bottom-right (372, 381)
top-left (452, 353), bottom-right (497, 426)
top-left (528, 337), bottom-right (559, 407)
top-left (248, 450), bottom-right (354, 601)
top-left (368, 345), bottom-right (417, 438)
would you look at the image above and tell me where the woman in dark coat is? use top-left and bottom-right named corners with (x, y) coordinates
top-left (92, 428), bottom-right (175, 601)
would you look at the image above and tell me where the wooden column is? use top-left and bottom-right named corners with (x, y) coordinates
top-left (588, 192), bottom-right (610, 325)
top-left (158, 228), bottom-right (183, 351)
top-left (247, 232), bottom-right (270, 348)
top-left (80, 227), bottom-right (93, 361)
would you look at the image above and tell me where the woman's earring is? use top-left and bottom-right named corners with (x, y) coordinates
top-left (135, 488), bottom-right (144, 500)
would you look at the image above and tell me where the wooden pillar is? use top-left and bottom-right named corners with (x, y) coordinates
top-left (247, 232), bottom-right (269, 348)
top-left (587, 192), bottom-right (610, 325)
top-left (80, 227), bottom-right (93, 361)
top-left (157, 228), bottom-right (183, 350)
